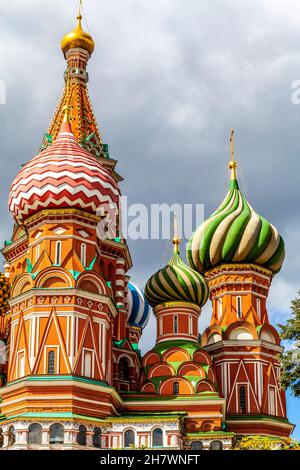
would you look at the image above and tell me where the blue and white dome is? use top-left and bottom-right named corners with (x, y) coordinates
top-left (127, 282), bottom-right (150, 329)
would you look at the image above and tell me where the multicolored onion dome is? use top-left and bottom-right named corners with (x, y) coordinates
top-left (187, 155), bottom-right (285, 274)
top-left (61, 13), bottom-right (95, 57)
top-left (9, 118), bottom-right (120, 225)
top-left (127, 282), bottom-right (150, 329)
top-left (145, 240), bottom-right (209, 309)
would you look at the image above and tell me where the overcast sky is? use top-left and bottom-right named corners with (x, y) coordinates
top-left (1, 0), bottom-right (300, 437)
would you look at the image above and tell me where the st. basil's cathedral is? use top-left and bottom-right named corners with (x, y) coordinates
top-left (0, 9), bottom-right (294, 450)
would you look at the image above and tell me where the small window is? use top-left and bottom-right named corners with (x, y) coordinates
top-left (189, 315), bottom-right (193, 335)
top-left (256, 298), bottom-right (261, 320)
top-left (28, 423), bottom-right (42, 445)
top-left (35, 244), bottom-right (40, 262)
top-left (49, 423), bottom-right (64, 444)
top-left (118, 358), bottom-right (129, 381)
top-left (0, 428), bottom-right (3, 448)
top-left (55, 241), bottom-right (62, 265)
top-left (191, 441), bottom-right (203, 450)
top-left (239, 385), bottom-right (247, 413)
top-left (80, 243), bottom-right (87, 266)
top-left (218, 298), bottom-right (223, 320)
top-left (174, 315), bottom-right (178, 334)
top-left (152, 428), bottom-right (163, 447)
top-left (77, 425), bottom-right (87, 446)
top-left (84, 351), bottom-right (92, 377)
top-left (93, 427), bottom-right (101, 448)
top-left (236, 296), bottom-right (242, 318)
top-left (124, 429), bottom-right (135, 448)
top-left (159, 317), bottom-right (163, 336)
top-left (173, 381), bottom-right (179, 395)
top-left (47, 350), bottom-right (55, 374)
top-left (210, 440), bottom-right (223, 450)
top-left (8, 426), bottom-right (16, 447)
top-left (18, 352), bottom-right (25, 377)
top-left (269, 387), bottom-right (276, 415)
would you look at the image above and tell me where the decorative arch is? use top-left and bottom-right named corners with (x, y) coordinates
top-left (11, 274), bottom-right (32, 297)
top-left (193, 350), bottom-right (212, 365)
top-left (142, 351), bottom-right (160, 368)
top-left (76, 272), bottom-right (108, 295)
top-left (177, 362), bottom-right (205, 378)
top-left (159, 377), bottom-right (194, 395)
top-left (35, 268), bottom-right (73, 289)
top-left (224, 321), bottom-right (257, 341)
top-left (259, 325), bottom-right (280, 345)
top-left (140, 382), bottom-right (156, 393)
top-left (196, 379), bottom-right (216, 393)
top-left (162, 347), bottom-right (190, 363)
top-left (201, 325), bottom-right (223, 347)
top-left (148, 363), bottom-right (175, 379)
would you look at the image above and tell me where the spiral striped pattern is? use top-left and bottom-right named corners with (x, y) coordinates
top-left (187, 184), bottom-right (285, 274)
top-left (9, 124), bottom-right (120, 224)
top-left (127, 282), bottom-right (150, 329)
top-left (145, 251), bottom-right (209, 308)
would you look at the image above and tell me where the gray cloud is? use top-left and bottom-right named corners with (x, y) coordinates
top-left (0, 0), bottom-right (300, 368)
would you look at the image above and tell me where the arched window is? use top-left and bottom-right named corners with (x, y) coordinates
top-left (191, 441), bottom-right (203, 450)
top-left (236, 296), bottom-right (242, 318)
top-left (55, 241), bottom-right (62, 266)
top-left (49, 423), bottom-right (64, 444)
top-left (0, 428), bottom-right (3, 448)
top-left (124, 429), bottom-right (135, 448)
top-left (159, 317), bottom-right (163, 336)
top-left (189, 315), bottom-right (193, 335)
top-left (239, 385), bottom-right (247, 413)
top-left (210, 440), bottom-right (223, 450)
top-left (8, 426), bottom-right (16, 447)
top-left (28, 423), bottom-right (42, 445)
top-left (93, 427), bottom-right (101, 448)
top-left (256, 298), bottom-right (261, 320)
top-left (218, 298), bottom-right (223, 320)
top-left (77, 425), bottom-right (87, 446)
top-left (119, 358), bottom-right (130, 381)
top-left (173, 381), bottom-right (179, 395)
top-left (152, 428), bottom-right (163, 448)
top-left (174, 315), bottom-right (178, 334)
top-left (47, 350), bottom-right (55, 374)
top-left (80, 243), bottom-right (87, 266)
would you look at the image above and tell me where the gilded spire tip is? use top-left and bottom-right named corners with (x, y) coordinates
top-left (62, 105), bottom-right (72, 123)
top-left (229, 128), bottom-right (238, 183)
top-left (172, 213), bottom-right (181, 254)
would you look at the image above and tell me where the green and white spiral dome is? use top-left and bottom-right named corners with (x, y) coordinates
top-left (187, 159), bottom-right (285, 275)
top-left (145, 239), bottom-right (209, 308)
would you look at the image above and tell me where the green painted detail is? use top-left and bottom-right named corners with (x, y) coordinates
top-left (4, 375), bottom-right (111, 389)
top-left (114, 339), bottom-right (127, 349)
top-left (106, 281), bottom-right (112, 288)
top-left (123, 393), bottom-right (220, 402)
top-left (4, 240), bottom-right (13, 246)
top-left (26, 258), bottom-right (33, 273)
top-left (114, 237), bottom-right (121, 243)
top-left (68, 270), bottom-right (81, 280)
top-left (153, 340), bottom-right (202, 358)
top-left (44, 133), bottom-right (53, 143)
top-left (226, 414), bottom-right (290, 424)
top-left (85, 132), bottom-right (96, 142)
top-left (1, 412), bottom-right (107, 423)
top-left (185, 431), bottom-right (235, 437)
top-left (86, 256), bottom-right (96, 271)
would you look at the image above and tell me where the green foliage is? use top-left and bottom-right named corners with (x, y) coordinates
top-left (278, 291), bottom-right (300, 396)
top-left (237, 436), bottom-right (300, 450)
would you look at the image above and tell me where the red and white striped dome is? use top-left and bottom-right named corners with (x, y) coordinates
top-left (9, 122), bottom-right (120, 224)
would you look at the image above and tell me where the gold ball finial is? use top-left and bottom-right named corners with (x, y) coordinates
top-left (61, 5), bottom-right (95, 57)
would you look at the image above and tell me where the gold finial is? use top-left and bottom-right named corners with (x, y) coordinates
top-left (61, 0), bottom-right (95, 56)
top-left (229, 128), bottom-right (237, 180)
top-left (172, 213), bottom-right (181, 254)
top-left (62, 105), bottom-right (72, 123)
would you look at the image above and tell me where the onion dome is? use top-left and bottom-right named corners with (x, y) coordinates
top-left (145, 236), bottom-right (209, 309)
top-left (0, 274), bottom-right (10, 316)
top-left (61, 13), bottom-right (95, 57)
top-left (9, 108), bottom-right (120, 225)
top-left (187, 131), bottom-right (285, 274)
top-left (127, 282), bottom-right (150, 329)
